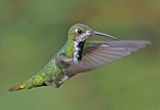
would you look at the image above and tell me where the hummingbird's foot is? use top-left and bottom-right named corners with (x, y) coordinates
top-left (52, 75), bottom-right (69, 88)
top-left (58, 75), bottom-right (69, 84)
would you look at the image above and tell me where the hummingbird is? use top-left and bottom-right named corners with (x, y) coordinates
top-left (9, 23), bottom-right (151, 92)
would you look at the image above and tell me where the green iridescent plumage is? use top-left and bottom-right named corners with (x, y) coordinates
top-left (9, 23), bottom-right (151, 92)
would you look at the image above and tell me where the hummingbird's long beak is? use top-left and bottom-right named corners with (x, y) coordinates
top-left (91, 31), bottom-right (118, 40)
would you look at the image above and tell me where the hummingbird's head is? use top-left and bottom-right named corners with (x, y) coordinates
top-left (68, 23), bottom-right (118, 43)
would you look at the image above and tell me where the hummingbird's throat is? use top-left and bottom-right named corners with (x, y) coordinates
top-left (73, 41), bottom-right (85, 62)
top-left (73, 31), bottom-right (91, 62)
top-left (75, 31), bottom-right (91, 42)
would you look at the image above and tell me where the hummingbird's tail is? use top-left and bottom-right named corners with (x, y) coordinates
top-left (8, 80), bottom-right (32, 92)
top-left (9, 75), bottom-right (48, 92)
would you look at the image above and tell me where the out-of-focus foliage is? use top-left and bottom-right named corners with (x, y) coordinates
top-left (0, 0), bottom-right (159, 110)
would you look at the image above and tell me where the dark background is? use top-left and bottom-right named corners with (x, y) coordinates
top-left (0, 0), bottom-right (160, 110)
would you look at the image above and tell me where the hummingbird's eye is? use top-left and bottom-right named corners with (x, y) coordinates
top-left (75, 29), bottom-right (82, 34)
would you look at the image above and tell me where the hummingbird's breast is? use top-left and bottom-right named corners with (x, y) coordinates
top-left (73, 41), bottom-right (85, 62)
top-left (57, 39), bottom-right (85, 64)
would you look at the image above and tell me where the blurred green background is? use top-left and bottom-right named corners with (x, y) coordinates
top-left (0, 0), bottom-right (160, 110)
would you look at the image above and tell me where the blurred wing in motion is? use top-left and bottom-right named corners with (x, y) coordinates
top-left (66, 40), bottom-right (151, 76)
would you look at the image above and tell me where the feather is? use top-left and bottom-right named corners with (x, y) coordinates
top-left (65, 40), bottom-right (151, 76)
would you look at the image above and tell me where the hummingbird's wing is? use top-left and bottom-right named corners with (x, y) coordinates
top-left (66, 40), bottom-right (151, 76)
